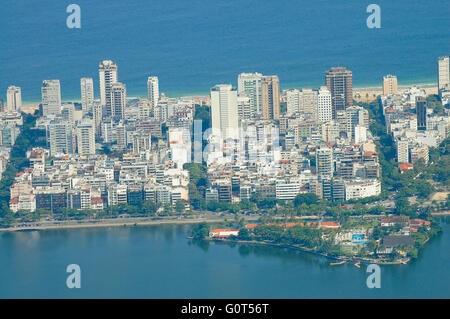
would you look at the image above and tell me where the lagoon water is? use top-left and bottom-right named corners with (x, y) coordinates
top-left (1, 0), bottom-right (449, 102)
top-left (0, 219), bottom-right (449, 298)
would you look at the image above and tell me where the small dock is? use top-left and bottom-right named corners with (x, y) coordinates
top-left (330, 260), bottom-right (346, 266)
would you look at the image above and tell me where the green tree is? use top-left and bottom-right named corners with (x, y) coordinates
top-left (191, 222), bottom-right (210, 239)
top-left (238, 228), bottom-right (251, 240)
top-left (175, 200), bottom-right (185, 213)
top-left (294, 193), bottom-right (318, 206)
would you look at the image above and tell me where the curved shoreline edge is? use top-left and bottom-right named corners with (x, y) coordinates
top-left (0, 216), bottom-right (261, 233)
top-left (200, 238), bottom-right (411, 266)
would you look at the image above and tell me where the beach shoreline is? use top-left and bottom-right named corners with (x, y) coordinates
top-left (19, 82), bottom-right (438, 107)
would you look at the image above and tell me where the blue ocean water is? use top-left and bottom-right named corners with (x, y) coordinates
top-left (0, 0), bottom-right (449, 103)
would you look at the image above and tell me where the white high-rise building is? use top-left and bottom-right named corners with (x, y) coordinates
top-left (237, 73), bottom-right (262, 116)
top-left (354, 125), bottom-right (367, 144)
top-left (210, 84), bottom-right (239, 139)
top-left (299, 89), bottom-right (318, 121)
top-left (77, 120), bottom-right (96, 155)
top-left (61, 103), bottom-right (75, 125)
top-left (111, 82), bottom-right (126, 121)
top-left (116, 122), bottom-right (127, 151)
top-left (99, 60), bottom-right (118, 117)
top-left (345, 105), bottom-right (369, 141)
top-left (237, 95), bottom-right (251, 120)
top-left (397, 139), bottom-right (409, 164)
top-left (316, 146), bottom-right (333, 181)
top-left (80, 77), bottom-right (94, 115)
top-left (138, 99), bottom-right (152, 119)
top-left (147, 76), bottom-right (159, 107)
top-left (345, 179), bottom-right (381, 200)
top-left (6, 86), bottom-right (22, 112)
top-left (41, 80), bottom-right (62, 116)
top-left (317, 86), bottom-right (332, 123)
top-left (286, 89), bottom-right (301, 115)
top-left (49, 122), bottom-right (73, 156)
top-left (438, 56), bottom-right (450, 93)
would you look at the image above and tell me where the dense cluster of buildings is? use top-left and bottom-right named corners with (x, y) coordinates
top-left (204, 67), bottom-right (381, 204)
top-left (3, 56), bottom-right (449, 214)
top-left (380, 57), bottom-right (450, 170)
top-left (0, 87), bottom-right (23, 181)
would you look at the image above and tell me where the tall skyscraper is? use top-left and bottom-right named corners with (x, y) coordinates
top-left (237, 72), bottom-right (262, 116)
top-left (416, 96), bottom-right (427, 131)
top-left (316, 146), bottom-right (333, 181)
top-left (317, 86), bottom-right (332, 123)
top-left (261, 75), bottom-right (280, 120)
top-left (147, 76), bottom-right (159, 107)
top-left (99, 60), bottom-right (118, 117)
top-left (286, 89), bottom-right (301, 115)
top-left (345, 105), bottom-right (369, 141)
top-left (116, 121), bottom-right (127, 151)
top-left (41, 80), bottom-right (62, 116)
top-left (299, 88), bottom-right (318, 120)
top-left (92, 101), bottom-right (103, 136)
top-left (49, 122), bottom-right (73, 156)
top-left (438, 56), bottom-right (450, 93)
top-left (325, 67), bottom-right (353, 118)
top-left (80, 77), bottom-right (94, 115)
top-left (6, 86), bottom-right (22, 112)
top-left (397, 139), bottom-right (409, 163)
top-left (77, 120), bottom-right (96, 155)
top-left (138, 99), bottom-right (152, 119)
top-left (210, 84), bottom-right (239, 139)
top-left (237, 95), bottom-right (251, 121)
top-left (61, 103), bottom-right (75, 125)
top-left (383, 75), bottom-right (398, 95)
top-left (111, 82), bottom-right (127, 121)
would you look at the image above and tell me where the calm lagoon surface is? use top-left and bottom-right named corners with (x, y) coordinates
top-left (0, 218), bottom-right (449, 298)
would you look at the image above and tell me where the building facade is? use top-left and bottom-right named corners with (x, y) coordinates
top-left (326, 67), bottom-right (353, 118)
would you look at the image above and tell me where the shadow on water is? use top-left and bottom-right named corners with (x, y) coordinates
top-left (190, 239), bottom-right (332, 269)
top-left (188, 239), bottom-right (210, 252)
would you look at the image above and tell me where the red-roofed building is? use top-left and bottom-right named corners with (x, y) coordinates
top-left (409, 219), bottom-right (431, 230)
top-left (90, 197), bottom-right (104, 210)
top-left (381, 218), bottom-right (394, 227)
top-left (399, 163), bottom-right (414, 172)
top-left (210, 228), bottom-right (240, 238)
top-left (9, 197), bottom-right (19, 212)
top-left (320, 221), bottom-right (340, 229)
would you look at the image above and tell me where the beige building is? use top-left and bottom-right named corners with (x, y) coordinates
top-left (438, 56), bottom-right (450, 93)
top-left (261, 75), bottom-right (280, 120)
top-left (383, 75), bottom-right (398, 95)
